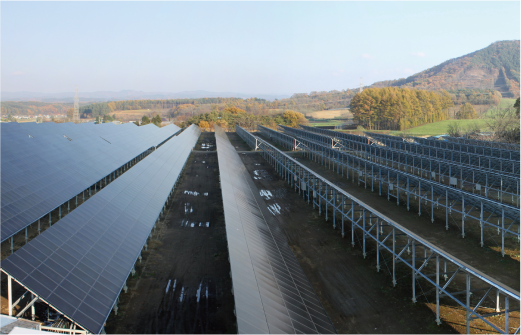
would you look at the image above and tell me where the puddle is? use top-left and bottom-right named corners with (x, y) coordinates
top-left (253, 170), bottom-right (273, 181)
top-left (196, 281), bottom-right (203, 303)
top-left (206, 222), bottom-right (210, 227)
top-left (202, 161), bottom-right (206, 163)
top-left (179, 286), bottom-right (185, 302)
top-left (255, 163), bottom-right (261, 166)
top-left (267, 203), bottom-right (282, 215)
top-left (204, 192), bottom-right (209, 196)
top-left (259, 190), bottom-right (273, 200)
top-left (201, 143), bottom-right (215, 149)
top-left (190, 223), bottom-right (195, 227)
top-left (184, 190), bottom-right (200, 196)
top-left (166, 279), bottom-right (171, 293)
top-left (184, 203), bottom-right (193, 213)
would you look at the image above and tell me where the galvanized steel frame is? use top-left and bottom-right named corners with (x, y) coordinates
top-left (366, 132), bottom-right (520, 161)
top-left (358, 132), bottom-right (519, 175)
top-left (255, 126), bottom-right (520, 256)
top-left (444, 136), bottom-right (519, 151)
top-left (292, 125), bottom-right (519, 206)
top-left (237, 126), bottom-right (520, 334)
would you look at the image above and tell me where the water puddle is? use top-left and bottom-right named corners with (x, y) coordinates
top-left (206, 222), bottom-right (210, 227)
top-left (259, 190), bottom-right (273, 200)
top-left (184, 190), bottom-right (200, 196)
top-left (184, 203), bottom-right (193, 213)
top-left (267, 203), bottom-right (282, 215)
top-left (179, 286), bottom-right (185, 302)
top-left (196, 281), bottom-right (202, 303)
top-left (190, 223), bottom-right (195, 227)
top-left (204, 192), bottom-right (209, 196)
top-left (166, 279), bottom-right (171, 293)
top-left (253, 169), bottom-right (273, 181)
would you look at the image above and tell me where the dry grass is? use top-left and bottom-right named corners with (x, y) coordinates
top-left (308, 109), bottom-right (352, 119)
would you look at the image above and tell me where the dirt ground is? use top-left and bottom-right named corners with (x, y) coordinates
top-left (105, 132), bottom-right (235, 334)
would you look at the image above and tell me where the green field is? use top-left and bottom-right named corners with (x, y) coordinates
top-left (307, 120), bottom-right (344, 127)
top-left (389, 119), bottom-right (490, 136)
top-left (497, 98), bottom-right (517, 108)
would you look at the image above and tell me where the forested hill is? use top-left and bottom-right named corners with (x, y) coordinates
top-left (371, 40), bottom-right (520, 98)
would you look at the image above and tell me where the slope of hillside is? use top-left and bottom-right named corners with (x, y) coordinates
top-left (371, 40), bottom-right (520, 98)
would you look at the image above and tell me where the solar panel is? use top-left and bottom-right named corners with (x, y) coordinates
top-left (1, 125), bottom-right (201, 334)
top-left (215, 126), bottom-right (336, 334)
top-left (1, 122), bottom-right (180, 242)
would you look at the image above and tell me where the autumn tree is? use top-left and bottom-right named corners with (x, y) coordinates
top-left (456, 103), bottom-right (477, 119)
top-left (283, 110), bottom-right (307, 127)
top-left (199, 120), bottom-right (210, 131)
top-left (141, 115), bottom-right (150, 125)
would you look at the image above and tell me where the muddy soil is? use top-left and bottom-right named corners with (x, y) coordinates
top-left (237, 151), bottom-right (457, 334)
top-left (106, 132), bottom-right (235, 334)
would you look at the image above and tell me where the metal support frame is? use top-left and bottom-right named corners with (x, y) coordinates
top-left (261, 126), bottom-right (519, 255)
top-left (237, 126), bottom-right (520, 334)
top-left (297, 125), bottom-right (519, 206)
top-left (365, 131), bottom-right (519, 174)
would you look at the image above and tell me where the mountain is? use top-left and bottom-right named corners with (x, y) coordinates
top-left (370, 40), bottom-right (520, 98)
top-left (0, 90), bottom-right (290, 102)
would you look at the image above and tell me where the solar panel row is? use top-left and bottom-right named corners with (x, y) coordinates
top-left (215, 126), bottom-right (336, 334)
top-left (1, 124), bottom-right (199, 334)
top-left (1, 122), bottom-right (180, 242)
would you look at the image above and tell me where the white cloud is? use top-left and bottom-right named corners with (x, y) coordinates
top-left (411, 52), bottom-right (426, 57)
top-left (361, 54), bottom-right (374, 59)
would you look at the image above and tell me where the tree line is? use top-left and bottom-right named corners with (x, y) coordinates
top-left (350, 87), bottom-right (454, 130)
top-left (182, 107), bottom-right (307, 130)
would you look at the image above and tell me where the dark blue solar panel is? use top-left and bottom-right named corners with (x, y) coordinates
top-left (1, 125), bottom-right (200, 334)
top-left (1, 122), bottom-right (180, 242)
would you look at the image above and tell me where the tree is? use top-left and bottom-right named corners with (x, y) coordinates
top-left (141, 115), bottom-right (150, 125)
top-left (199, 120), bottom-right (210, 131)
top-left (456, 103), bottom-right (477, 119)
top-left (282, 110), bottom-right (307, 127)
top-left (151, 115), bottom-right (162, 127)
top-left (514, 98), bottom-right (520, 116)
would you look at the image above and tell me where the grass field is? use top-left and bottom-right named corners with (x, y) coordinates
top-left (307, 120), bottom-right (344, 127)
top-left (498, 98), bottom-right (517, 108)
top-left (389, 119), bottom-right (490, 136)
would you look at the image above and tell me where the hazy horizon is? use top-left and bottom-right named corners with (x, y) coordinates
top-left (2, 1), bottom-right (520, 95)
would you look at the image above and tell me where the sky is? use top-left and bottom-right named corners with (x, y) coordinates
top-left (1, 1), bottom-right (520, 95)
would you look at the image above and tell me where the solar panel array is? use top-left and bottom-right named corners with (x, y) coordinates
top-left (215, 126), bottom-right (336, 334)
top-left (1, 122), bottom-right (180, 242)
top-left (1, 124), bottom-right (200, 334)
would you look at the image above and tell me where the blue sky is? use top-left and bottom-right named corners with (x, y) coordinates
top-left (2, 1), bottom-right (519, 95)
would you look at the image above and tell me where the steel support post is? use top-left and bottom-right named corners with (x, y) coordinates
top-left (466, 273), bottom-right (471, 334)
top-left (362, 209), bottom-right (366, 258)
top-left (376, 218), bottom-right (380, 272)
top-left (436, 255), bottom-right (441, 325)
top-left (412, 240), bottom-right (416, 303)
top-left (392, 228), bottom-right (396, 286)
top-left (8, 275), bottom-right (12, 316)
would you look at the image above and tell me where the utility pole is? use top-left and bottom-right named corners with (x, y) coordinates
top-left (73, 85), bottom-right (80, 123)
top-left (360, 77), bottom-right (363, 93)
